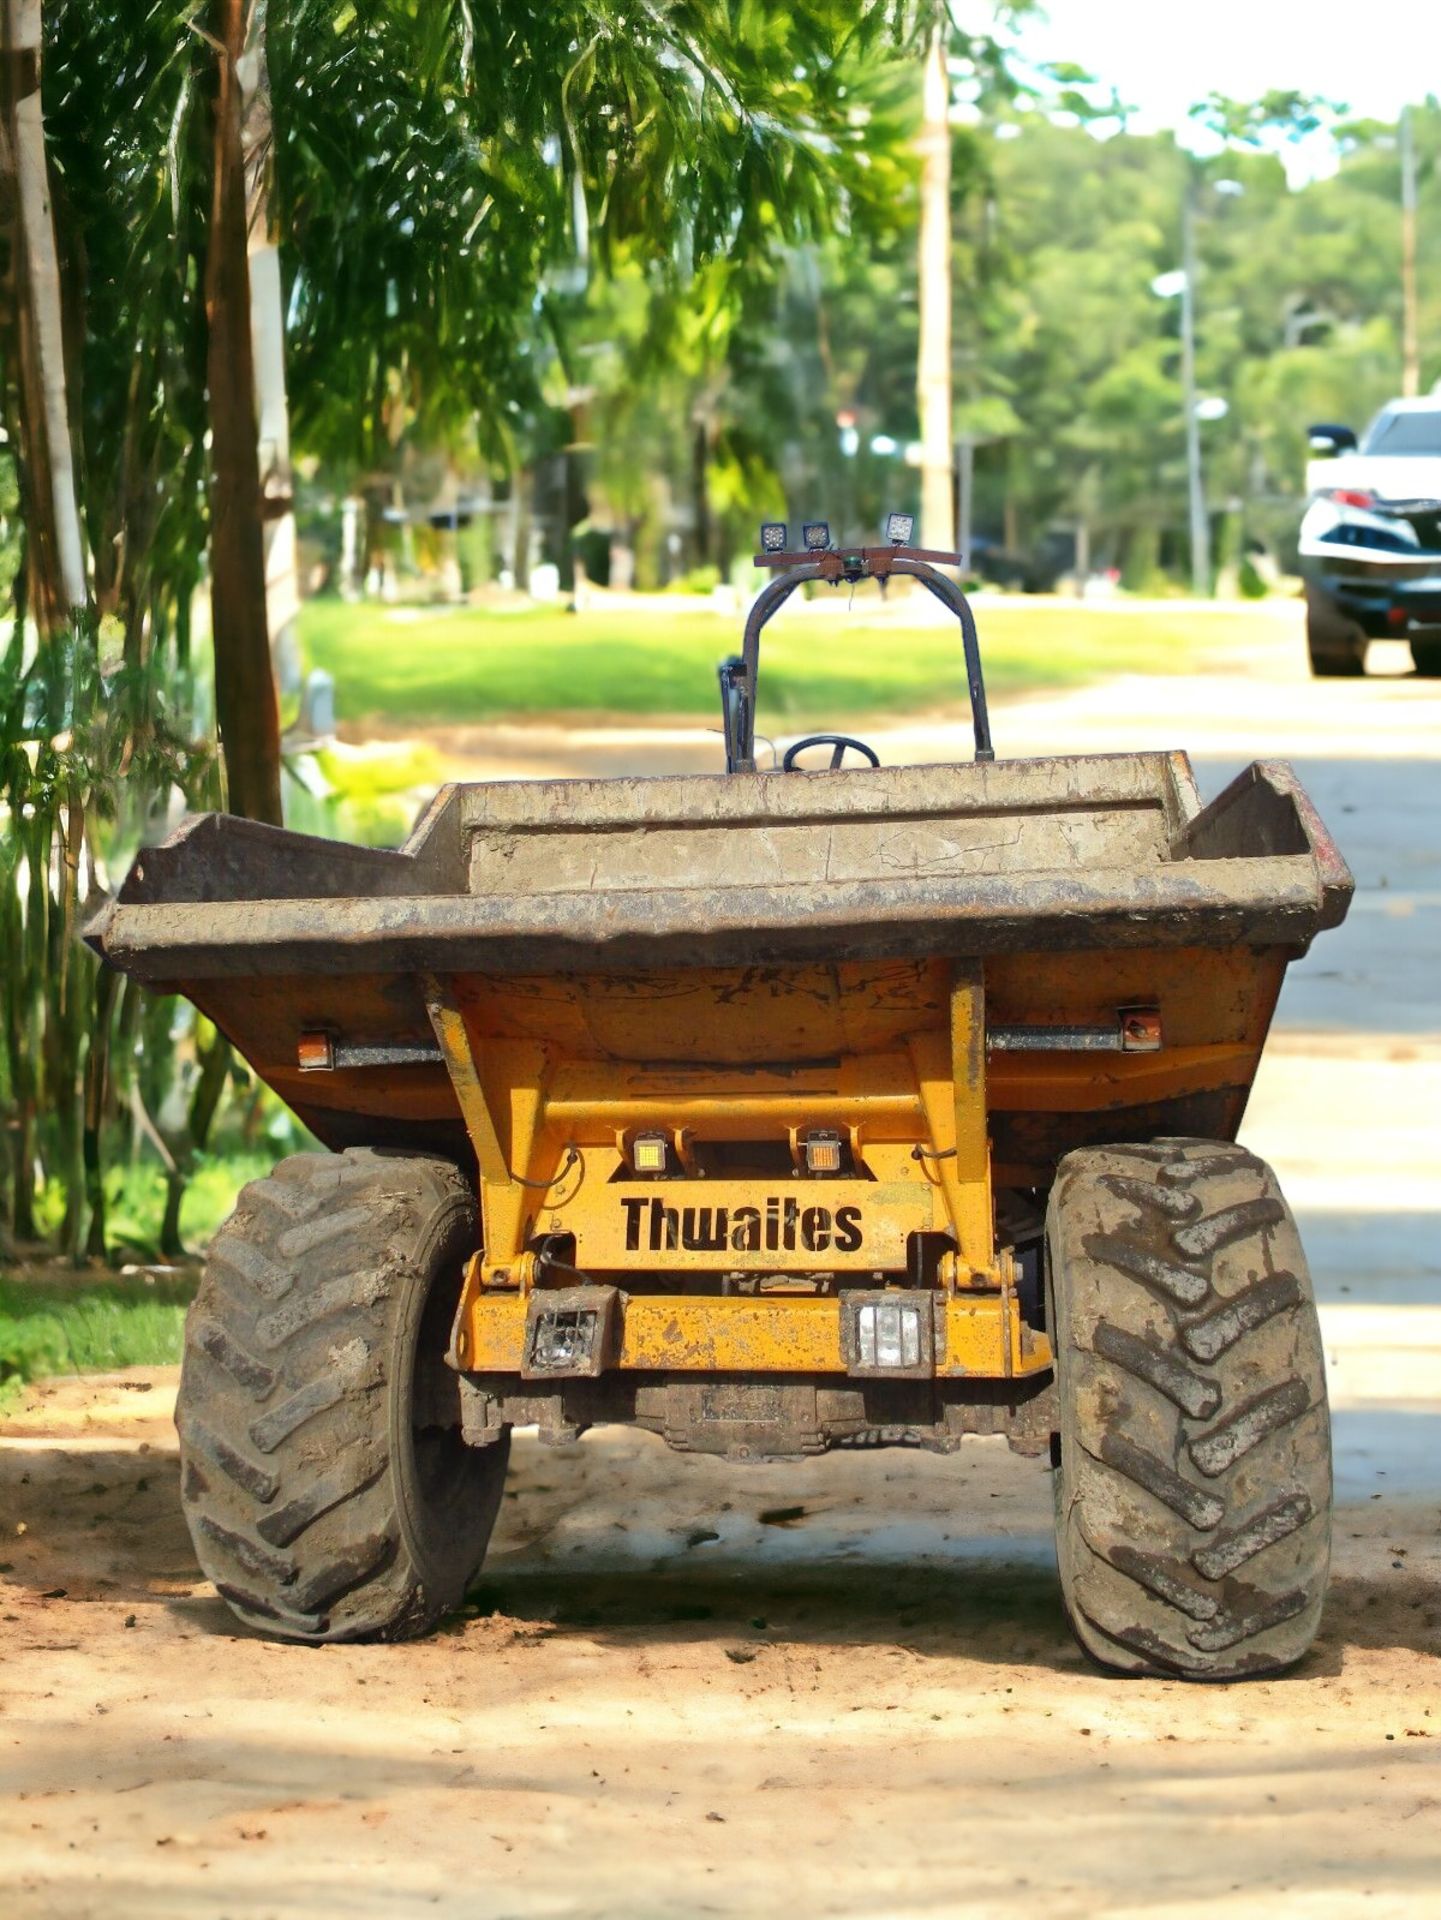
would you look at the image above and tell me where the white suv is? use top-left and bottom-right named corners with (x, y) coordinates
top-left (1300, 396), bottom-right (1441, 677)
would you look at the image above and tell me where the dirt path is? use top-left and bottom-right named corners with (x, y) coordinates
top-left (2, 1368), bottom-right (1439, 1920)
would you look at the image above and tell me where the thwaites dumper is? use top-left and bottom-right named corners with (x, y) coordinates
top-left (90, 534), bottom-right (1353, 1677)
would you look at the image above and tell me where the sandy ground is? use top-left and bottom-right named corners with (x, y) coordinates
top-left (3, 1369), bottom-right (1440, 1920)
top-left (3, 608), bottom-right (1439, 1918)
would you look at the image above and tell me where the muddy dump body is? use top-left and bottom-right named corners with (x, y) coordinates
top-left (91, 751), bottom-right (1347, 1415)
top-left (88, 550), bottom-right (1353, 1672)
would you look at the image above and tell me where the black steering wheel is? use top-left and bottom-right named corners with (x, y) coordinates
top-left (782, 733), bottom-right (881, 772)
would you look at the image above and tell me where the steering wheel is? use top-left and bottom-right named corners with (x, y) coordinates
top-left (781, 733), bottom-right (881, 773)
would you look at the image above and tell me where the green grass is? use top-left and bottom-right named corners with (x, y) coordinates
top-left (301, 596), bottom-right (1271, 729)
top-left (0, 1270), bottom-right (196, 1399)
top-left (0, 1152), bottom-right (278, 1399)
top-left (1, 1154), bottom-right (278, 1399)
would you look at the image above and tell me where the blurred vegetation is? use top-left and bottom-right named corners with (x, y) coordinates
top-left (514, 96), bottom-right (1441, 592)
top-left (29, 1150), bottom-right (281, 1259)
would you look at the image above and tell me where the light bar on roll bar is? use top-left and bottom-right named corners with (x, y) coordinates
top-left (730, 543), bottom-right (993, 772)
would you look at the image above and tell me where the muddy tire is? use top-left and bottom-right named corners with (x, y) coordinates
top-left (1047, 1139), bottom-right (1330, 1679)
top-left (177, 1148), bottom-right (509, 1643)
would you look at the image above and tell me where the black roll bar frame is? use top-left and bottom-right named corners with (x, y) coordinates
top-left (718, 552), bottom-right (995, 774)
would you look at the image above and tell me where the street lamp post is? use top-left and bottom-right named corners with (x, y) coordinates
top-left (1154, 172), bottom-right (1242, 598)
top-left (1180, 182), bottom-right (1210, 597)
top-left (916, 22), bottom-right (956, 552)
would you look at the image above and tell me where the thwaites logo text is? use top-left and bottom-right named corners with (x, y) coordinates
top-left (621, 1195), bottom-right (863, 1256)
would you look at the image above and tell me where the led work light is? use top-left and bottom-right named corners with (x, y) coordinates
top-left (841, 1291), bottom-right (935, 1378)
top-left (802, 1128), bottom-right (843, 1174)
top-left (802, 521), bottom-right (831, 551)
top-left (631, 1131), bottom-right (669, 1174)
top-left (760, 521), bottom-right (789, 553)
top-left (856, 1298), bottom-right (923, 1369)
top-left (884, 511), bottom-right (915, 546)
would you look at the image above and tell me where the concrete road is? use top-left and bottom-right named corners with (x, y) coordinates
top-left (3, 612), bottom-right (1438, 1919)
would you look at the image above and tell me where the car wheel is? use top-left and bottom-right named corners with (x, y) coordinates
top-left (1305, 590), bottom-right (1366, 677)
top-left (1306, 621), bottom-right (1365, 677)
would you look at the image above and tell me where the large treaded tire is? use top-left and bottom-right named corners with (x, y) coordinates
top-left (1047, 1139), bottom-right (1331, 1680)
top-left (177, 1148), bottom-right (509, 1643)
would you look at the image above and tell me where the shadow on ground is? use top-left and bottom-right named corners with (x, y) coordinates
top-left (3, 1430), bottom-right (1437, 1671)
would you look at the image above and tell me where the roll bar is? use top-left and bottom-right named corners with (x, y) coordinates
top-left (719, 546), bottom-right (994, 774)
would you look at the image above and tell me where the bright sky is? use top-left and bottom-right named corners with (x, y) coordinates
top-left (1011, 0), bottom-right (1428, 177)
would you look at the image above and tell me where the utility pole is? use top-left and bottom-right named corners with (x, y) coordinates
top-left (1400, 106), bottom-right (1420, 398)
top-left (916, 22), bottom-right (955, 553)
top-left (1180, 179), bottom-right (1210, 597)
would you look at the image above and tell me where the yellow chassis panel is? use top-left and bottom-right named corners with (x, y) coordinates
top-left (455, 1289), bottom-right (1051, 1379)
top-left (575, 1177), bottom-right (936, 1272)
top-left (428, 957), bottom-right (1049, 1383)
top-left (426, 960), bottom-right (995, 1282)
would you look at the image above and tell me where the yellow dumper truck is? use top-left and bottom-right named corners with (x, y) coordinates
top-left (89, 529), bottom-right (1352, 1678)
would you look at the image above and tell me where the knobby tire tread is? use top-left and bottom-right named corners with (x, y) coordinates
top-left (1048, 1138), bottom-right (1330, 1679)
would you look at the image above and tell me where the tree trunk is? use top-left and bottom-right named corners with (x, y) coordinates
top-left (2, 941), bottom-right (37, 1242)
top-left (0, 0), bottom-right (87, 633)
top-left (609, 521), bottom-right (635, 592)
top-left (955, 435), bottom-right (974, 573)
top-left (511, 468), bottom-right (532, 592)
top-left (82, 966), bottom-right (117, 1261)
top-left (692, 413), bottom-right (712, 568)
top-left (158, 1023), bottom-right (230, 1259)
top-left (916, 23), bottom-right (955, 553)
top-left (1002, 485), bottom-right (1018, 557)
top-left (239, 1), bottom-right (300, 704)
top-left (206, 0), bottom-right (283, 825)
top-left (1074, 461), bottom-right (1099, 594)
top-left (10, 1100), bottom-right (36, 1241)
top-left (340, 494), bottom-right (362, 597)
top-left (458, 466), bottom-right (492, 595)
